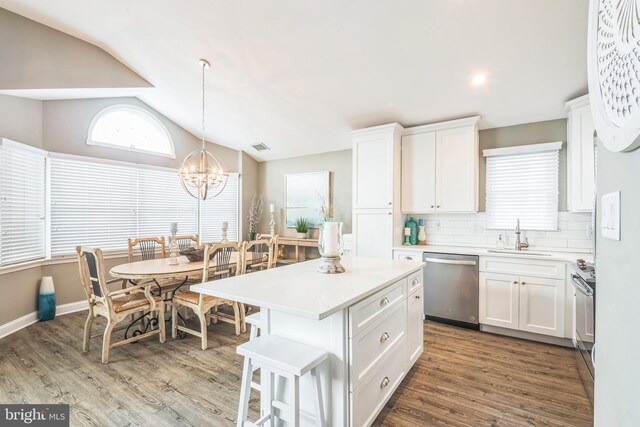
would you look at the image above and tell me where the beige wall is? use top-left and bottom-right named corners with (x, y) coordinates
top-left (257, 149), bottom-right (352, 238)
top-left (0, 94), bottom-right (43, 147)
top-left (239, 151), bottom-right (260, 240)
top-left (0, 8), bottom-right (149, 90)
top-left (479, 119), bottom-right (567, 212)
top-left (43, 97), bottom-right (238, 171)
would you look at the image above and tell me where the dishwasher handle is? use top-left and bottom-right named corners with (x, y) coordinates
top-left (424, 257), bottom-right (477, 266)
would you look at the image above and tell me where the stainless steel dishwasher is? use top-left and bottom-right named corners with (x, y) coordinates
top-left (423, 252), bottom-right (479, 330)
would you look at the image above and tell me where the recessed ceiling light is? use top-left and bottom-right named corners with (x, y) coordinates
top-left (471, 73), bottom-right (487, 86)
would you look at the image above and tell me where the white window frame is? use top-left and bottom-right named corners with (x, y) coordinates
top-left (484, 141), bottom-right (562, 231)
top-left (86, 104), bottom-right (176, 159)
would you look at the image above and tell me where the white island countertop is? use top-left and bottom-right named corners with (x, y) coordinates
top-left (191, 256), bottom-right (424, 320)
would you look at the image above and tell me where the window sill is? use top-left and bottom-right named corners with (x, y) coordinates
top-left (0, 250), bottom-right (130, 276)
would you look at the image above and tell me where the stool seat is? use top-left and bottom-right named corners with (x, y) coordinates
top-left (244, 312), bottom-right (261, 327)
top-left (237, 335), bottom-right (328, 377)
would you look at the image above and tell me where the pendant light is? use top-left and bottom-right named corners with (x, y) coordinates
top-left (179, 59), bottom-right (228, 200)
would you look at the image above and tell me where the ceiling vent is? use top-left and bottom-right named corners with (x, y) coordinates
top-left (252, 143), bottom-right (270, 152)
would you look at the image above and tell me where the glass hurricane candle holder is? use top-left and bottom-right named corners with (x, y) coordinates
top-left (318, 221), bottom-right (345, 274)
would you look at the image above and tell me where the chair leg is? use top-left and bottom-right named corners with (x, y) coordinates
top-left (198, 312), bottom-right (208, 350)
top-left (239, 303), bottom-right (247, 333)
top-left (172, 303), bottom-right (178, 339)
top-left (82, 310), bottom-right (94, 352)
top-left (311, 367), bottom-right (325, 427)
top-left (158, 302), bottom-right (166, 343)
top-left (232, 302), bottom-right (241, 336)
top-left (101, 319), bottom-right (116, 364)
top-left (236, 356), bottom-right (253, 427)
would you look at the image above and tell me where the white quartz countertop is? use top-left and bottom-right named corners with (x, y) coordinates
top-left (191, 256), bottom-right (424, 320)
top-left (393, 244), bottom-right (593, 262)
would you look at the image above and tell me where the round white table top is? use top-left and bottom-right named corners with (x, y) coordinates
top-left (110, 256), bottom-right (205, 280)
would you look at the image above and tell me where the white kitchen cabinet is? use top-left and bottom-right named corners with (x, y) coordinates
top-left (518, 275), bottom-right (565, 337)
top-left (352, 209), bottom-right (393, 259)
top-left (401, 116), bottom-right (479, 213)
top-left (401, 132), bottom-right (436, 212)
top-left (566, 95), bottom-right (596, 212)
top-left (407, 286), bottom-right (424, 367)
top-left (479, 258), bottom-right (566, 338)
top-left (479, 272), bottom-right (520, 330)
top-left (352, 123), bottom-right (404, 258)
top-left (393, 249), bottom-right (423, 261)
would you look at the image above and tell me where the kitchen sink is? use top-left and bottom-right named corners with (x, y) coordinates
top-left (486, 249), bottom-right (552, 256)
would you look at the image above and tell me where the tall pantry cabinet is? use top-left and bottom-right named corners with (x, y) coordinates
top-left (351, 123), bottom-right (404, 258)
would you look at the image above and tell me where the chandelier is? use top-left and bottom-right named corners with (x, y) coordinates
top-left (179, 59), bottom-right (228, 200)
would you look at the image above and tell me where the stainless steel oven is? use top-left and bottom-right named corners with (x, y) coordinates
top-left (570, 267), bottom-right (595, 406)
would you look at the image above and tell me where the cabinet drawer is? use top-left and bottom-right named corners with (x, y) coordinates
top-left (393, 250), bottom-right (422, 262)
top-left (349, 278), bottom-right (406, 337)
top-left (407, 270), bottom-right (423, 293)
top-left (351, 337), bottom-right (406, 427)
top-left (350, 303), bottom-right (406, 391)
top-left (479, 256), bottom-right (566, 279)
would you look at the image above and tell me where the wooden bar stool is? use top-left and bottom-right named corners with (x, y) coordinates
top-left (237, 335), bottom-right (328, 427)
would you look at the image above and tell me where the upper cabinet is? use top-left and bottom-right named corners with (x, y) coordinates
top-left (566, 95), bottom-right (596, 212)
top-left (401, 117), bottom-right (479, 213)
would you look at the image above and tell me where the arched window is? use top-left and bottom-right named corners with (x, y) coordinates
top-left (87, 105), bottom-right (175, 158)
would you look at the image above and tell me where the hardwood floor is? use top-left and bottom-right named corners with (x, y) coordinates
top-left (0, 313), bottom-right (592, 426)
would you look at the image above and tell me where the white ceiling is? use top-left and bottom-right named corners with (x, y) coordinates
top-left (0, 0), bottom-right (589, 161)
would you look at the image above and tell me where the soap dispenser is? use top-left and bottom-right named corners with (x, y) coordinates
top-left (496, 234), bottom-right (505, 249)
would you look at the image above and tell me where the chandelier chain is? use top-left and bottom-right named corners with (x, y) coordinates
top-left (201, 60), bottom-right (205, 150)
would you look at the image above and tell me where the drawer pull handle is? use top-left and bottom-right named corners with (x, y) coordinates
top-left (380, 332), bottom-right (390, 343)
top-left (380, 377), bottom-right (390, 389)
top-left (380, 297), bottom-right (390, 307)
top-left (404, 257), bottom-right (412, 260)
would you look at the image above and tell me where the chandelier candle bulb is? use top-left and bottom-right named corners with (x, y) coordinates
top-left (269, 203), bottom-right (274, 213)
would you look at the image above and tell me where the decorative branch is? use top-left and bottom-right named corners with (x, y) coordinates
top-left (248, 193), bottom-right (264, 233)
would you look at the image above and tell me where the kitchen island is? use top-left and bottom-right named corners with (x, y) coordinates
top-left (191, 256), bottom-right (424, 426)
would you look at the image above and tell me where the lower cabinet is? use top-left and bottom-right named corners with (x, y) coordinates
top-left (479, 271), bottom-right (565, 337)
top-left (407, 286), bottom-right (424, 367)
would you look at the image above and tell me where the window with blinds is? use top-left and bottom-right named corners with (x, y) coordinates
top-left (484, 142), bottom-right (561, 231)
top-left (201, 174), bottom-right (239, 243)
top-left (0, 139), bottom-right (47, 266)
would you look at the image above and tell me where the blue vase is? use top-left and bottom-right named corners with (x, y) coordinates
top-left (38, 276), bottom-right (56, 321)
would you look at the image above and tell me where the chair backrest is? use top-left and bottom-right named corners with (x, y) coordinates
top-left (174, 235), bottom-right (200, 252)
top-left (257, 234), bottom-right (279, 269)
top-left (243, 238), bottom-right (275, 274)
top-left (201, 242), bottom-right (244, 282)
top-left (76, 246), bottom-right (110, 302)
top-left (128, 237), bottom-right (166, 262)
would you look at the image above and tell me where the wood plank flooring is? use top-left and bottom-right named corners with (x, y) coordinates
top-left (0, 313), bottom-right (592, 426)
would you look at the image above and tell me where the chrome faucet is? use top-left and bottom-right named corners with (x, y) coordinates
top-left (515, 218), bottom-right (529, 251)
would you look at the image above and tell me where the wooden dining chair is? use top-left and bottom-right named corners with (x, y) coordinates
top-left (242, 237), bottom-right (276, 274)
top-left (128, 237), bottom-right (166, 262)
top-left (257, 234), bottom-right (279, 269)
top-left (77, 246), bottom-right (165, 364)
top-left (173, 235), bottom-right (200, 252)
top-left (171, 242), bottom-right (245, 349)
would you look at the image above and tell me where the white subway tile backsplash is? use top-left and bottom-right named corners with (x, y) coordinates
top-left (405, 212), bottom-right (593, 253)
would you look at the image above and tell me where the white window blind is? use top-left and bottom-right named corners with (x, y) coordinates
top-left (484, 142), bottom-right (561, 231)
top-left (201, 173), bottom-right (239, 243)
top-left (137, 168), bottom-right (198, 238)
top-left (0, 139), bottom-right (47, 266)
top-left (50, 156), bottom-right (138, 256)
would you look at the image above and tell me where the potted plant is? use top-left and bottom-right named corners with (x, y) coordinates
top-left (247, 194), bottom-right (264, 241)
top-left (295, 217), bottom-right (309, 239)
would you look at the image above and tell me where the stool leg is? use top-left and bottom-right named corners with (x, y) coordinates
top-left (250, 323), bottom-right (258, 341)
top-left (237, 356), bottom-right (253, 427)
top-left (291, 374), bottom-right (300, 427)
top-left (311, 367), bottom-right (325, 427)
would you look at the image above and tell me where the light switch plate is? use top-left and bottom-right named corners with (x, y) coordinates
top-left (601, 191), bottom-right (621, 241)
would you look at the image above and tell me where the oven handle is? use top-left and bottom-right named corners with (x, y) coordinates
top-left (424, 257), bottom-right (477, 266)
top-left (571, 274), bottom-right (594, 296)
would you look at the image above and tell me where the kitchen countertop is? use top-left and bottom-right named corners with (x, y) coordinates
top-left (191, 256), bottom-right (424, 320)
top-left (393, 244), bottom-right (593, 262)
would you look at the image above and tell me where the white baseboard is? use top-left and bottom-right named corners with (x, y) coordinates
top-left (480, 324), bottom-right (574, 347)
top-left (0, 300), bottom-right (88, 340)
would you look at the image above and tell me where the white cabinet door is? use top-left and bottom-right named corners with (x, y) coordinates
top-left (567, 103), bottom-right (596, 212)
top-left (352, 209), bottom-right (393, 258)
top-left (407, 286), bottom-right (424, 368)
top-left (479, 272), bottom-right (519, 330)
top-left (518, 275), bottom-right (565, 337)
top-left (401, 132), bottom-right (436, 213)
top-left (353, 136), bottom-right (393, 209)
top-left (435, 127), bottom-right (477, 212)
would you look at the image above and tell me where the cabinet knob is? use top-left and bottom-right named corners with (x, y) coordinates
top-left (388, 212), bottom-right (392, 215)
top-left (415, 295), bottom-right (421, 300)
top-left (380, 297), bottom-right (390, 307)
top-left (380, 332), bottom-right (390, 343)
top-left (436, 205), bottom-right (440, 208)
top-left (513, 281), bottom-right (518, 284)
top-left (431, 205), bottom-right (434, 209)
top-left (521, 282), bottom-right (526, 285)
top-left (412, 278), bottom-right (419, 285)
top-left (380, 376), bottom-right (390, 389)
top-left (388, 202), bottom-right (392, 205)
